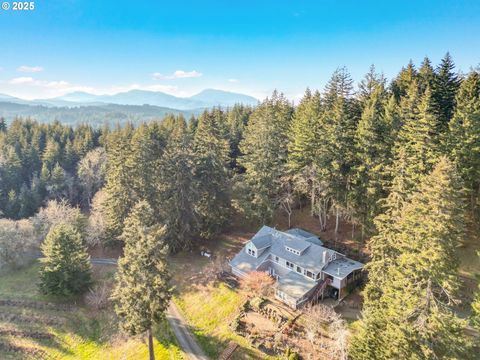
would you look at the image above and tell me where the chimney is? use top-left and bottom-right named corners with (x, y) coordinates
top-left (322, 250), bottom-right (327, 264)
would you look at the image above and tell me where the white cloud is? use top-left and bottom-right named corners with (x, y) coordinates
top-left (152, 70), bottom-right (203, 80)
top-left (9, 77), bottom-right (36, 84)
top-left (3, 76), bottom-right (190, 99)
top-left (17, 65), bottom-right (44, 73)
top-left (228, 78), bottom-right (239, 83)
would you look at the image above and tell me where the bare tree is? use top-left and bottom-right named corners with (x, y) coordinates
top-left (294, 165), bottom-right (331, 231)
top-left (329, 312), bottom-right (349, 360)
top-left (77, 147), bottom-right (107, 208)
top-left (85, 190), bottom-right (107, 247)
top-left (239, 271), bottom-right (275, 297)
top-left (33, 199), bottom-right (86, 239)
top-left (275, 175), bottom-right (295, 228)
top-left (0, 218), bottom-right (36, 269)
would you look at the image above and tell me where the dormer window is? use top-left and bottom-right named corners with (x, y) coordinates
top-left (285, 246), bottom-right (301, 255)
top-left (247, 248), bottom-right (256, 257)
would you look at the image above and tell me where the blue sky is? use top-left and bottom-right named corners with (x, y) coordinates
top-left (0, 0), bottom-right (479, 100)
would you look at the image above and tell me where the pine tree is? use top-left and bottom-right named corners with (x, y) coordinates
top-left (157, 124), bottom-right (199, 252)
top-left (448, 70), bottom-right (480, 221)
top-left (432, 53), bottom-right (461, 134)
top-left (358, 65), bottom-right (386, 107)
top-left (0, 117), bottom-right (6, 132)
top-left (39, 223), bottom-right (92, 296)
top-left (103, 126), bottom-right (135, 240)
top-left (226, 104), bottom-right (252, 171)
top-left (418, 57), bottom-right (435, 95)
top-left (392, 82), bottom-right (440, 193)
top-left (316, 68), bottom-right (360, 236)
top-left (391, 60), bottom-right (418, 101)
top-left (111, 201), bottom-right (172, 360)
top-left (237, 91), bottom-right (293, 222)
top-left (193, 110), bottom-right (231, 239)
top-left (351, 158), bottom-right (470, 359)
top-left (352, 84), bottom-right (391, 234)
top-left (127, 123), bottom-right (165, 213)
top-left (287, 88), bottom-right (322, 172)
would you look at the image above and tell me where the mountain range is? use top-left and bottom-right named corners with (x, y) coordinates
top-left (0, 89), bottom-right (258, 109)
top-left (0, 89), bottom-right (258, 126)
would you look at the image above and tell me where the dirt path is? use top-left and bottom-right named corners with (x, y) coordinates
top-left (166, 302), bottom-right (209, 360)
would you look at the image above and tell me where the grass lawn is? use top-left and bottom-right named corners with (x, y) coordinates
top-left (170, 235), bottom-right (279, 360)
top-left (174, 283), bottom-right (277, 360)
top-left (0, 262), bottom-right (183, 360)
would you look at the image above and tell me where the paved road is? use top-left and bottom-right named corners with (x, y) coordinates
top-left (166, 302), bottom-right (209, 360)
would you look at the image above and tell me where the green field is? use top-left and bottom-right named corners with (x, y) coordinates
top-left (0, 262), bottom-right (183, 360)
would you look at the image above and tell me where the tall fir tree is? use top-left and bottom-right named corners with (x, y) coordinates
top-left (237, 91), bottom-right (293, 222)
top-left (392, 82), bottom-right (440, 193)
top-left (193, 110), bottom-right (231, 239)
top-left (351, 158), bottom-right (470, 359)
top-left (111, 201), bottom-right (172, 360)
top-left (351, 83), bottom-right (391, 234)
top-left (103, 125), bottom-right (135, 240)
top-left (432, 53), bottom-right (461, 134)
top-left (448, 70), bottom-right (480, 222)
top-left (287, 88), bottom-right (323, 172)
top-left (157, 123), bottom-right (199, 252)
top-left (316, 68), bottom-right (360, 235)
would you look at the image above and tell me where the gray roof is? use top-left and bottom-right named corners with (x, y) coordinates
top-left (250, 234), bottom-right (272, 250)
top-left (268, 229), bottom-right (336, 273)
top-left (285, 228), bottom-right (323, 246)
top-left (230, 226), bottom-right (364, 282)
top-left (286, 228), bottom-right (321, 240)
top-left (323, 257), bottom-right (364, 279)
top-left (285, 238), bottom-right (311, 253)
top-left (229, 246), bottom-right (270, 273)
top-left (276, 271), bottom-right (317, 299)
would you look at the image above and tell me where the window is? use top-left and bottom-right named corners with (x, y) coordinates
top-left (286, 261), bottom-right (294, 269)
top-left (306, 271), bottom-right (314, 279)
top-left (247, 248), bottom-right (256, 257)
top-left (296, 266), bottom-right (301, 273)
top-left (316, 273), bottom-right (321, 280)
top-left (285, 247), bottom-right (301, 255)
top-left (275, 256), bottom-right (279, 262)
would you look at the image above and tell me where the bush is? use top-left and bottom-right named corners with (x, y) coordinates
top-left (85, 281), bottom-right (111, 310)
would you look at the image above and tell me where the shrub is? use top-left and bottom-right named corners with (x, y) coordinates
top-left (85, 281), bottom-right (111, 310)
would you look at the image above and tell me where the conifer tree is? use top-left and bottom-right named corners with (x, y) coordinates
top-left (391, 61), bottom-right (418, 101)
top-left (352, 84), bottom-right (391, 234)
top-left (225, 104), bottom-right (252, 171)
top-left (39, 223), bottom-right (92, 296)
top-left (418, 57), bottom-right (435, 95)
top-left (157, 123), bottom-right (199, 251)
top-left (0, 117), bottom-right (6, 132)
top-left (448, 70), bottom-right (480, 221)
top-left (351, 158), bottom-right (470, 359)
top-left (193, 111), bottom-right (231, 239)
top-left (432, 52), bottom-right (461, 134)
top-left (237, 91), bottom-right (293, 222)
top-left (103, 126), bottom-right (135, 240)
top-left (392, 82), bottom-right (440, 193)
top-left (111, 201), bottom-right (172, 360)
top-left (287, 88), bottom-right (322, 172)
top-left (316, 68), bottom-right (360, 235)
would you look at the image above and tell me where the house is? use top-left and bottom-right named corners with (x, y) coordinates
top-left (229, 226), bottom-right (363, 309)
